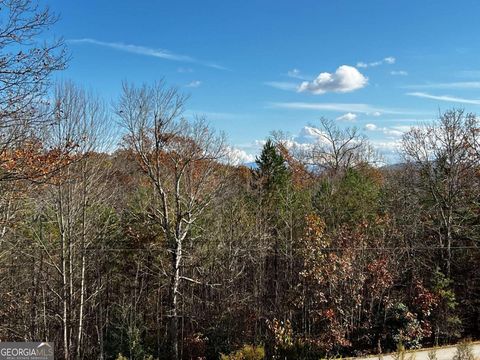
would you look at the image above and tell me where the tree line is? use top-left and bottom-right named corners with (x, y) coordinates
top-left (0, 1), bottom-right (479, 359)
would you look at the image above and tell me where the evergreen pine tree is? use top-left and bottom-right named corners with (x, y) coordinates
top-left (255, 139), bottom-right (290, 192)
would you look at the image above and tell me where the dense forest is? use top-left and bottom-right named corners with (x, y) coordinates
top-left (0, 1), bottom-right (479, 359)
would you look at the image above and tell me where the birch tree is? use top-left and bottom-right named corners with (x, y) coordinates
top-left (40, 82), bottom-right (112, 359)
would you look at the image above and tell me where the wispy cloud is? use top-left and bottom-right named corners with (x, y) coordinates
top-left (407, 92), bottom-right (480, 105)
top-left (391, 70), bottom-right (408, 76)
top-left (357, 56), bottom-right (396, 68)
top-left (364, 123), bottom-right (406, 137)
top-left (68, 38), bottom-right (228, 70)
top-left (405, 82), bottom-right (480, 89)
top-left (336, 112), bottom-right (357, 121)
top-left (286, 68), bottom-right (309, 80)
top-left (269, 102), bottom-right (424, 115)
top-left (186, 110), bottom-right (253, 121)
top-left (457, 70), bottom-right (480, 78)
top-left (186, 80), bottom-right (201, 88)
top-left (264, 81), bottom-right (298, 91)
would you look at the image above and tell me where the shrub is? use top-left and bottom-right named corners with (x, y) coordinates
top-left (220, 344), bottom-right (265, 360)
top-left (427, 349), bottom-right (437, 360)
top-left (453, 341), bottom-right (474, 360)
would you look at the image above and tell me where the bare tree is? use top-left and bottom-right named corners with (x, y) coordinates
top-left (302, 118), bottom-right (377, 175)
top-left (116, 81), bottom-right (227, 359)
top-left (40, 82), bottom-right (112, 359)
top-left (402, 108), bottom-right (480, 275)
top-left (0, 0), bottom-right (67, 181)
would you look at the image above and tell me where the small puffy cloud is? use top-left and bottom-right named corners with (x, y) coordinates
top-left (391, 70), bottom-right (408, 76)
top-left (298, 65), bottom-right (368, 94)
top-left (371, 111), bottom-right (382, 117)
top-left (336, 112), bottom-right (357, 122)
top-left (186, 80), bottom-right (201, 88)
top-left (356, 56), bottom-right (396, 68)
top-left (365, 123), bottom-right (378, 131)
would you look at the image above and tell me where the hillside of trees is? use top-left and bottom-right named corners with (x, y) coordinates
top-left (0, 1), bottom-right (480, 359)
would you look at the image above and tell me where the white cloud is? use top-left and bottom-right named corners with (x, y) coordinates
top-left (405, 81), bottom-right (480, 89)
top-left (288, 69), bottom-right (301, 77)
top-left (274, 126), bottom-right (333, 154)
top-left (356, 56), bottom-right (396, 68)
top-left (253, 125), bottom-right (407, 165)
top-left (384, 129), bottom-right (405, 137)
top-left (186, 110), bottom-right (253, 121)
top-left (270, 102), bottom-right (425, 116)
top-left (264, 81), bottom-right (298, 91)
top-left (280, 126), bottom-right (401, 163)
top-left (391, 70), bottom-right (408, 76)
top-left (298, 65), bottom-right (368, 94)
top-left (371, 140), bottom-right (402, 153)
top-left (407, 92), bottom-right (480, 105)
top-left (287, 68), bottom-right (309, 80)
top-left (295, 126), bottom-right (327, 144)
top-left (186, 80), bottom-right (201, 88)
top-left (371, 111), bottom-right (382, 116)
top-left (68, 38), bottom-right (228, 70)
top-left (336, 112), bottom-right (357, 121)
top-left (384, 57), bottom-right (396, 64)
top-left (365, 123), bottom-right (409, 137)
top-left (457, 70), bottom-right (480, 78)
top-left (391, 125), bottom-right (416, 132)
top-left (226, 147), bottom-right (256, 165)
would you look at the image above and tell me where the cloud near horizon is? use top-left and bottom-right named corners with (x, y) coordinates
top-left (364, 123), bottom-right (413, 137)
top-left (226, 147), bottom-right (256, 165)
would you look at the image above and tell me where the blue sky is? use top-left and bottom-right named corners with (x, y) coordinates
top-left (49, 0), bottom-right (480, 163)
